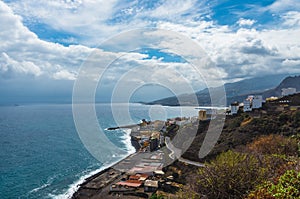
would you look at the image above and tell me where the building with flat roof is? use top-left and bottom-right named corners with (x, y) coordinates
top-left (144, 180), bottom-right (159, 192)
top-left (243, 99), bottom-right (252, 112)
top-left (230, 102), bottom-right (239, 115)
top-left (252, 95), bottom-right (263, 109)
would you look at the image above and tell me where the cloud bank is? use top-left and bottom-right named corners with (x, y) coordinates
top-left (1, 0), bottom-right (300, 102)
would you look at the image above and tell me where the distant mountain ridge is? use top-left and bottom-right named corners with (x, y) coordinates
top-left (261, 75), bottom-right (300, 98)
top-left (145, 74), bottom-right (300, 106)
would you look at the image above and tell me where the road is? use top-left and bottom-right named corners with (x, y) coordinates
top-left (165, 137), bottom-right (205, 167)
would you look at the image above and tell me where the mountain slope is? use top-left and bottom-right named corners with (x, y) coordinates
top-left (261, 75), bottom-right (300, 98)
top-left (146, 74), bottom-right (294, 106)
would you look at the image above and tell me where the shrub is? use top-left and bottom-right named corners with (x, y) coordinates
top-left (247, 170), bottom-right (300, 199)
top-left (292, 111), bottom-right (300, 128)
top-left (150, 193), bottom-right (164, 199)
top-left (196, 150), bottom-right (267, 199)
top-left (247, 134), bottom-right (298, 156)
top-left (261, 154), bottom-right (299, 180)
top-left (177, 188), bottom-right (202, 199)
top-left (278, 113), bottom-right (290, 123)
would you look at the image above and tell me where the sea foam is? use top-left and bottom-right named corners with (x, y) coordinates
top-left (50, 129), bottom-right (135, 199)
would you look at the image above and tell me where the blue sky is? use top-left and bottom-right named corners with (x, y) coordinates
top-left (1, 0), bottom-right (300, 104)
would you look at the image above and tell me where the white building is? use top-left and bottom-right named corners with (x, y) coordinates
top-left (230, 102), bottom-right (239, 115)
top-left (243, 99), bottom-right (252, 112)
top-left (282, 88), bottom-right (297, 96)
top-left (176, 120), bottom-right (190, 126)
top-left (190, 116), bottom-right (198, 123)
top-left (159, 135), bottom-right (165, 146)
top-left (252, 95), bottom-right (263, 109)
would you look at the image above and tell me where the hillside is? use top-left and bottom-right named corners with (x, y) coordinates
top-left (180, 92), bottom-right (300, 162)
top-left (146, 74), bottom-right (299, 106)
top-left (261, 75), bottom-right (300, 98)
top-left (155, 93), bottom-right (300, 199)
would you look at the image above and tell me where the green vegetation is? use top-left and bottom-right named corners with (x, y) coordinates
top-left (177, 134), bottom-right (299, 199)
top-left (176, 103), bottom-right (300, 198)
top-left (196, 150), bottom-right (267, 199)
top-left (247, 170), bottom-right (300, 199)
top-left (182, 107), bottom-right (300, 162)
top-left (150, 193), bottom-right (164, 199)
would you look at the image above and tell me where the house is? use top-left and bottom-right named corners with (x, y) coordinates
top-left (144, 180), bottom-right (159, 192)
top-left (129, 173), bottom-right (149, 181)
top-left (243, 99), bottom-right (252, 112)
top-left (154, 170), bottom-right (165, 176)
top-left (252, 95), bottom-right (263, 109)
top-left (282, 88), bottom-right (297, 96)
top-left (198, 110), bottom-right (207, 120)
top-left (230, 102), bottom-right (239, 115)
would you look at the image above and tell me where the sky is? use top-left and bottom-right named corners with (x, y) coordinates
top-left (1, 0), bottom-right (300, 104)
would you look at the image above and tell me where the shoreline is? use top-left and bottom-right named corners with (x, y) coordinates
top-left (71, 152), bottom-right (146, 199)
top-left (70, 116), bottom-right (199, 198)
top-left (71, 128), bottom-right (140, 199)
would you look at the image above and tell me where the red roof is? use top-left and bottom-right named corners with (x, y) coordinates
top-left (129, 175), bottom-right (140, 180)
top-left (116, 180), bottom-right (142, 188)
top-left (129, 173), bottom-right (149, 181)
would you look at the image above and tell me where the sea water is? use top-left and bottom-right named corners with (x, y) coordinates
top-left (0, 103), bottom-right (198, 199)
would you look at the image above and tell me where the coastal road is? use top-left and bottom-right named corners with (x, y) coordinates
top-left (178, 157), bottom-right (205, 167)
top-left (165, 137), bottom-right (205, 167)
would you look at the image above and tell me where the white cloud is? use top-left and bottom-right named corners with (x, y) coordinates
top-left (267, 0), bottom-right (300, 12)
top-left (7, 0), bottom-right (118, 29)
top-left (0, 1), bottom-right (94, 79)
top-left (5, 0), bottom-right (122, 45)
top-left (237, 18), bottom-right (256, 26)
top-left (5, 0), bottom-right (213, 46)
top-left (1, 0), bottom-right (300, 90)
top-left (155, 19), bottom-right (300, 79)
top-left (107, 57), bottom-right (206, 95)
top-left (282, 11), bottom-right (300, 27)
top-left (53, 69), bottom-right (77, 80)
top-left (0, 52), bottom-right (42, 77)
top-left (146, 0), bottom-right (197, 19)
top-left (282, 59), bottom-right (300, 67)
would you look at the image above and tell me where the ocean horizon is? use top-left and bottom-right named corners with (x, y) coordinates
top-left (0, 103), bottom-right (200, 199)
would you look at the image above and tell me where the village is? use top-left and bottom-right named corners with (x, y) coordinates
top-left (107, 118), bottom-right (196, 198)
top-left (228, 87), bottom-right (298, 115)
top-left (107, 86), bottom-right (300, 198)
top-left (73, 87), bottom-right (300, 199)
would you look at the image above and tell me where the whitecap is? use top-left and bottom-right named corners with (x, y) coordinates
top-left (120, 128), bottom-right (136, 154)
top-left (49, 157), bottom-right (130, 199)
top-left (29, 183), bottom-right (50, 194)
top-left (50, 128), bottom-right (135, 199)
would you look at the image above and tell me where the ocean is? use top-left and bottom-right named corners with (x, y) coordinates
top-left (0, 103), bottom-right (199, 199)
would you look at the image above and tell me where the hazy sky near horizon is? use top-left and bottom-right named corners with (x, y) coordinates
top-left (1, 0), bottom-right (300, 103)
